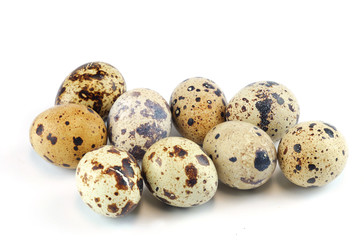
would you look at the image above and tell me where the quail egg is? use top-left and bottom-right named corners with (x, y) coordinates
top-left (108, 88), bottom-right (171, 161)
top-left (76, 145), bottom-right (143, 217)
top-left (55, 62), bottom-right (126, 119)
top-left (29, 104), bottom-right (107, 169)
top-left (226, 81), bottom-right (299, 141)
top-left (170, 77), bottom-right (227, 145)
top-left (203, 121), bottom-right (277, 189)
top-left (142, 137), bottom-right (218, 207)
top-left (278, 121), bottom-right (348, 187)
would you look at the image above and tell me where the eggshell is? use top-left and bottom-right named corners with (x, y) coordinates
top-left (170, 77), bottom-right (227, 145)
top-left (107, 88), bottom-right (171, 161)
top-left (226, 81), bottom-right (299, 141)
top-left (29, 104), bottom-right (107, 169)
top-left (76, 145), bottom-right (143, 217)
top-left (55, 62), bottom-right (126, 119)
top-left (142, 137), bottom-right (218, 207)
top-left (278, 121), bottom-right (348, 187)
top-left (203, 121), bottom-right (277, 189)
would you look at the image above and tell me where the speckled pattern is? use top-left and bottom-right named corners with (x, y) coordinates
top-left (107, 88), bottom-right (171, 161)
top-left (278, 121), bottom-right (348, 187)
top-left (55, 62), bottom-right (126, 119)
top-left (170, 77), bottom-right (227, 145)
top-left (203, 121), bottom-right (277, 189)
top-left (142, 137), bottom-right (218, 207)
top-left (226, 81), bottom-right (299, 142)
top-left (29, 104), bottom-right (107, 169)
top-left (76, 145), bottom-right (143, 217)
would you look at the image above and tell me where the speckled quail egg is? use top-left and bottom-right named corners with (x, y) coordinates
top-left (76, 145), bottom-right (143, 217)
top-left (203, 121), bottom-right (277, 189)
top-left (55, 62), bottom-right (126, 119)
top-left (170, 77), bottom-right (227, 145)
top-left (226, 81), bottom-right (299, 142)
top-left (108, 88), bottom-right (172, 161)
top-left (278, 121), bottom-right (348, 187)
top-left (29, 104), bottom-right (107, 169)
top-left (142, 137), bottom-right (218, 207)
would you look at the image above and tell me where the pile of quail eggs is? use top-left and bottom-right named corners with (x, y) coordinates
top-left (29, 62), bottom-right (348, 217)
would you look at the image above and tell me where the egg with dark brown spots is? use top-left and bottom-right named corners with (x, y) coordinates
top-left (29, 104), bottom-right (107, 169)
top-left (55, 62), bottom-right (126, 119)
top-left (170, 77), bottom-right (227, 145)
top-left (76, 145), bottom-right (143, 217)
top-left (278, 121), bottom-right (348, 187)
top-left (142, 137), bottom-right (218, 207)
top-left (226, 81), bottom-right (299, 142)
top-left (107, 88), bottom-right (172, 161)
top-left (203, 121), bottom-right (277, 189)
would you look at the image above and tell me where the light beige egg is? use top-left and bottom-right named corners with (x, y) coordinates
top-left (142, 137), bottom-right (218, 207)
top-left (76, 145), bottom-right (143, 217)
top-left (107, 88), bottom-right (171, 161)
top-left (278, 121), bottom-right (348, 187)
top-left (55, 62), bottom-right (126, 119)
top-left (29, 104), bottom-right (107, 169)
top-left (226, 81), bottom-right (299, 142)
top-left (170, 77), bottom-right (227, 145)
top-left (203, 121), bottom-right (277, 189)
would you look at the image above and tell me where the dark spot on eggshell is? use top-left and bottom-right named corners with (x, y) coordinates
top-left (241, 106), bottom-right (247, 112)
top-left (256, 132), bottom-right (262, 136)
top-left (214, 89), bottom-right (222, 97)
top-left (195, 154), bottom-right (209, 166)
top-left (323, 122), bottom-right (337, 131)
top-left (324, 128), bottom-right (334, 138)
top-left (203, 82), bottom-right (215, 89)
top-left (141, 99), bottom-right (168, 120)
top-left (107, 203), bottom-right (119, 213)
top-left (308, 164), bottom-right (316, 171)
top-left (187, 118), bottom-right (195, 126)
top-left (36, 124), bottom-right (44, 136)
top-left (309, 123), bottom-right (317, 128)
top-left (121, 158), bottom-right (135, 178)
top-left (73, 136), bottom-right (83, 146)
top-left (130, 145), bottom-right (146, 160)
top-left (43, 155), bottom-right (54, 163)
top-left (195, 97), bottom-right (201, 102)
top-left (87, 108), bottom-right (95, 114)
top-left (175, 107), bottom-right (180, 117)
top-left (92, 161), bottom-right (104, 170)
top-left (163, 189), bottom-right (177, 200)
top-left (296, 165), bottom-right (301, 171)
top-left (294, 144), bottom-right (301, 153)
top-left (215, 133), bottom-right (220, 139)
top-left (240, 177), bottom-right (264, 185)
top-left (65, 121), bottom-right (70, 125)
top-left (169, 145), bottom-right (188, 158)
top-left (288, 104), bottom-right (295, 112)
top-left (137, 178), bottom-right (143, 196)
top-left (179, 96), bottom-right (185, 100)
top-left (185, 163), bottom-right (198, 187)
top-left (107, 147), bottom-right (121, 155)
top-left (136, 122), bottom-right (168, 149)
top-left (255, 98), bottom-right (272, 132)
top-left (187, 86), bottom-right (195, 91)
top-left (271, 93), bottom-right (285, 105)
top-left (229, 157), bottom-right (237, 162)
top-left (254, 149), bottom-right (271, 171)
top-left (46, 133), bottom-right (57, 145)
top-left (307, 178), bottom-right (316, 184)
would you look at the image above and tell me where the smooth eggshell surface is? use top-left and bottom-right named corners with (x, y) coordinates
top-left (278, 121), bottom-right (348, 187)
top-left (55, 62), bottom-right (126, 119)
top-left (203, 121), bottom-right (277, 189)
top-left (226, 81), bottom-right (299, 142)
top-left (76, 145), bottom-right (143, 217)
top-left (108, 88), bottom-right (171, 161)
top-left (170, 77), bottom-right (227, 145)
top-left (29, 104), bottom-right (107, 169)
top-left (142, 137), bottom-right (218, 207)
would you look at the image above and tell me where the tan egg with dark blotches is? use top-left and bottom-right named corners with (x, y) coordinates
top-left (226, 81), bottom-right (299, 142)
top-left (170, 77), bottom-right (227, 145)
top-left (203, 121), bottom-right (277, 190)
top-left (278, 121), bottom-right (348, 187)
top-left (55, 62), bottom-right (126, 119)
top-left (76, 145), bottom-right (143, 217)
top-left (142, 137), bottom-right (218, 207)
top-left (29, 104), bottom-right (107, 169)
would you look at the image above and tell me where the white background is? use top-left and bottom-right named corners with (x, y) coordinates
top-left (1, 1), bottom-right (363, 239)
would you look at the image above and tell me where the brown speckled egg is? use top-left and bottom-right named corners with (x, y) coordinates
top-left (76, 145), bottom-right (143, 217)
top-left (170, 77), bottom-right (227, 145)
top-left (55, 62), bottom-right (126, 119)
top-left (29, 104), bottom-right (107, 169)
top-left (107, 88), bottom-right (172, 161)
top-left (226, 81), bottom-right (299, 142)
top-left (142, 137), bottom-right (218, 207)
top-left (203, 121), bottom-right (277, 189)
top-left (278, 121), bottom-right (348, 187)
